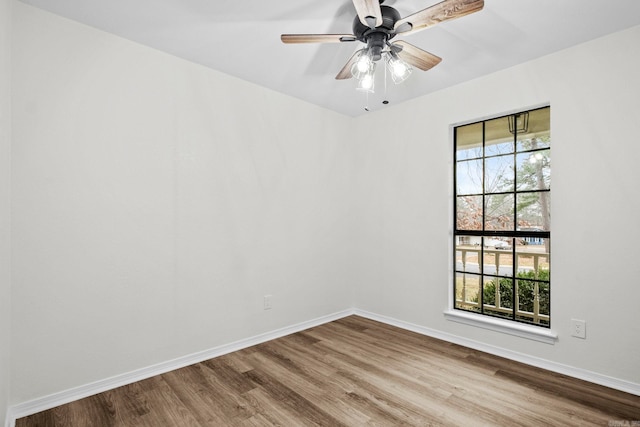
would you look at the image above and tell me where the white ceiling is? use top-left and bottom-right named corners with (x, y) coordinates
top-left (18, 0), bottom-right (640, 117)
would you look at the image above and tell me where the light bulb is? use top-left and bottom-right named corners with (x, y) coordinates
top-left (354, 57), bottom-right (376, 93)
top-left (386, 54), bottom-right (412, 84)
top-left (351, 50), bottom-right (374, 79)
top-left (356, 69), bottom-right (375, 93)
top-left (360, 75), bottom-right (374, 90)
top-left (391, 61), bottom-right (408, 78)
top-left (356, 56), bottom-right (371, 73)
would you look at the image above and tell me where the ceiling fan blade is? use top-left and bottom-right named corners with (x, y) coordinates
top-left (394, 0), bottom-right (484, 35)
top-left (336, 50), bottom-right (364, 80)
top-left (281, 34), bottom-right (357, 44)
top-left (352, 0), bottom-right (383, 28)
top-left (393, 41), bottom-right (442, 71)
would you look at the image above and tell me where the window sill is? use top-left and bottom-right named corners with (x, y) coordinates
top-left (443, 310), bottom-right (558, 344)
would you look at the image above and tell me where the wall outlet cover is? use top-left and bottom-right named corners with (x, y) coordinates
top-left (571, 319), bottom-right (586, 339)
top-left (264, 295), bottom-right (272, 310)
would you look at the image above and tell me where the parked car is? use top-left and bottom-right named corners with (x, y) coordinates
top-left (484, 238), bottom-right (511, 250)
top-left (494, 241), bottom-right (512, 250)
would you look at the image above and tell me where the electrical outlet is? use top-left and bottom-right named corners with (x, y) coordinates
top-left (263, 295), bottom-right (272, 310)
top-left (571, 319), bottom-right (586, 339)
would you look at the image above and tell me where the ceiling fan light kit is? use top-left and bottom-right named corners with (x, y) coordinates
top-left (281, 0), bottom-right (484, 95)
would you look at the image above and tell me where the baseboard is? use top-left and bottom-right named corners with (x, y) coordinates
top-left (6, 309), bottom-right (355, 427)
top-left (8, 306), bottom-right (640, 426)
top-left (353, 308), bottom-right (640, 397)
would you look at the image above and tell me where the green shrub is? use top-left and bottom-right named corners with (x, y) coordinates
top-left (479, 269), bottom-right (549, 315)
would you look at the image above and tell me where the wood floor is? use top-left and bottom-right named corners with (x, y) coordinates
top-left (17, 316), bottom-right (640, 426)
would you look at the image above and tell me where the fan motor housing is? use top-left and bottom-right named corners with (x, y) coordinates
top-left (352, 5), bottom-right (400, 44)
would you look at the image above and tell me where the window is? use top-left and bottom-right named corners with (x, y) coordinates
top-left (454, 107), bottom-right (550, 327)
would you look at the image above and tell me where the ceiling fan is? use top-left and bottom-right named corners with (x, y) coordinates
top-left (281, 0), bottom-right (484, 89)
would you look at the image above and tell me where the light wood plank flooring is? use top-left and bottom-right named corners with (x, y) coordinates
top-left (17, 316), bottom-right (640, 426)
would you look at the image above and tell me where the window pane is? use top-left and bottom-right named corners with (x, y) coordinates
top-left (517, 192), bottom-right (550, 232)
top-left (517, 136), bottom-right (551, 152)
top-left (456, 159), bottom-right (483, 195)
top-left (485, 194), bottom-right (514, 231)
top-left (485, 155), bottom-right (514, 193)
top-left (515, 240), bottom-right (550, 277)
top-left (456, 272), bottom-right (481, 311)
top-left (455, 236), bottom-right (481, 273)
top-left (483, 237), bottom-right (513, 277)
top-left (483, 276), bottom-right (513, 319)
top-left (484, 116), bottom-right (513, 156)
top-left (516, 279), bottom-right (549, 326)
top-left (456, 196), bottom-right (483, 230)
top-left (516, 107), bottom-right (550, 152)
top-left (456, 122), bottom-right (483, 160)
top-left (515, 149), bottom-right (550, 191)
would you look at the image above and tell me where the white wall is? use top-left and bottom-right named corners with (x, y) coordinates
top-left (0, 0), bottom-right (11, 423)
top-left (10, 2), bottom-right (355, 404)
top-left (352, 25), bottom-right (640, 384)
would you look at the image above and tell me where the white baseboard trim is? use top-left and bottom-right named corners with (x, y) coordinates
top-left (353, 309), bottom-right (640, 397)
top-left (6, 309), bottom-right (355, 427)
top-left (8, 307), bottom-right (640, 426)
